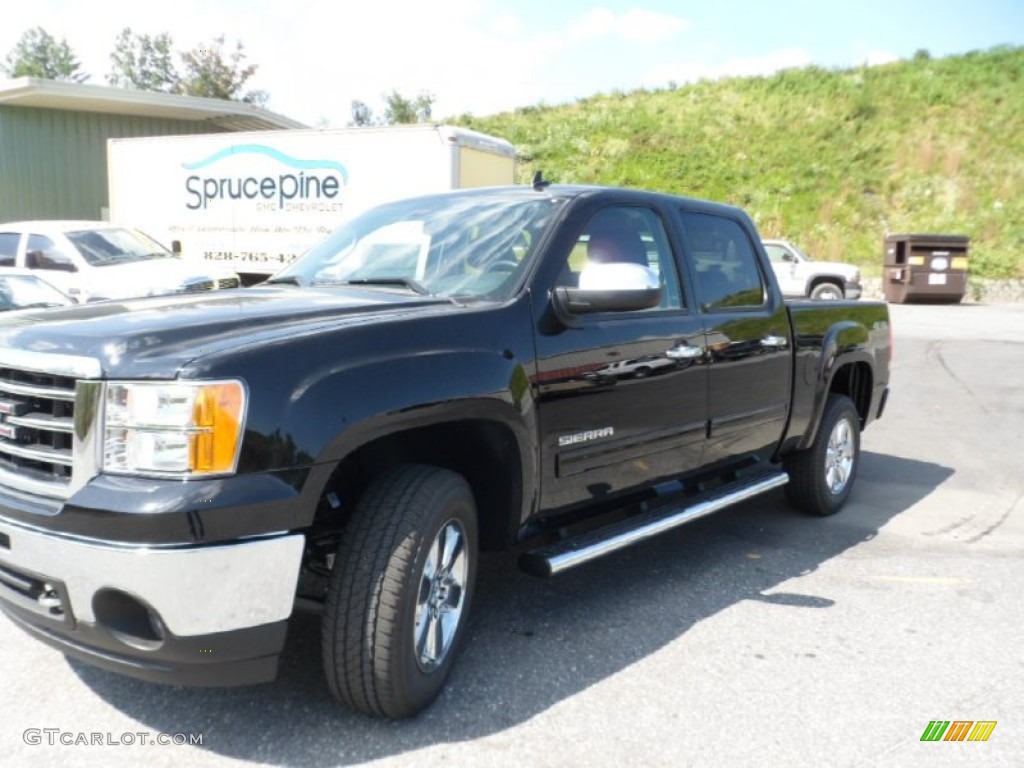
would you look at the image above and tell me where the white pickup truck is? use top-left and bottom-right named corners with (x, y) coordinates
top-left (0, 221), bottom-right (239, 302)
top-left (761, 239), bottom-right (862, 300)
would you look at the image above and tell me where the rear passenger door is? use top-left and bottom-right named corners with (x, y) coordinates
top-left (676, 210), bottom-right (792, 468)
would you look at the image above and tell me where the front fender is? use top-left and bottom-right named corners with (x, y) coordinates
top-left (303, 350), bottom-right (535, 466)
top-left (191, 300), bottom-right (540, 528)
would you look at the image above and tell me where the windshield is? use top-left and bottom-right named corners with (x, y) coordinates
top-left (272, 192), bottom-right (566, 302)
top-left (66, 228), bottom-right (174, 267)
top-left (0, 275), bottom-right (71, 311)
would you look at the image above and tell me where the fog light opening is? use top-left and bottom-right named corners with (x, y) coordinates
top-left (38, 583), bottom-right (64, 617)
top-left (92, 588), bottom-right (166, 651)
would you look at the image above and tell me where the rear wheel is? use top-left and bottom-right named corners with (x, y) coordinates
top-left (784, 394), bottom-right (860, 516)
top-left (321, 464), bottom-right (478, 718)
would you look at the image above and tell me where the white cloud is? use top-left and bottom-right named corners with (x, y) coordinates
top-left (860, 49), bottom-right (899, 66)
top-left (568, 8), bottom-right (616, 43)
top-left (617, 9), bottom-right (692, 44)
top-left (717, 48), bottom-right (814, 78)
top-left (489, 13), bottom-right (525, 38)
top-left (647, 47), bottom-right (813, 87)
top-left (265, 1), bottom-right (549, 122)
top-left (567, 7), bottom-right (691, 45)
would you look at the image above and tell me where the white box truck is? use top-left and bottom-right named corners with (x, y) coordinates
top-left (107, 125), bottom-right (516, 283)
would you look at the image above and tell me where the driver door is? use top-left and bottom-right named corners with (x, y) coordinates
top-left (532, 203), bottom-right (708, 513)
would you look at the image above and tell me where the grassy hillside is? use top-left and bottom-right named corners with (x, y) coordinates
top-left (456, 46), bottom-right (1024, 278)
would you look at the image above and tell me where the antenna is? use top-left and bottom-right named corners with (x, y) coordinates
top-left (532, 170), bottom-right (551, 190)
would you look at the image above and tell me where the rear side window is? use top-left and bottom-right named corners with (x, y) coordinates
top-left (679, 212), bottom-right (766, 310)
top-left (0, 233), bottom-right (18, 267)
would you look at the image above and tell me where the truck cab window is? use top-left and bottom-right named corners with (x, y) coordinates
top-left (763, 243), bottom-right (793, 264)
top-left (557, 207), bottom-right (683, 310)
top-left (680, 213), bottom-right (766, 310)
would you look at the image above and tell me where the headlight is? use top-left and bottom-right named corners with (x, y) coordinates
top-left (103, 380), bottom-right (247, 476)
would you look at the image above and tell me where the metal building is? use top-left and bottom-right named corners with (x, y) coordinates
top-left (0, 77), bottom-right (305, 222)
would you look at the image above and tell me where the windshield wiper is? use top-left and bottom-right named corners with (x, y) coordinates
top-left (339, 277), bottom-right (433, 296)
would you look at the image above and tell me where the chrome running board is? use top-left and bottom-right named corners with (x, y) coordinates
top-left (519, 472), bottom-right (789, 577)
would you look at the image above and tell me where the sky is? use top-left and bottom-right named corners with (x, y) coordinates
top-left (2, 0), bottom-right (1022, 127)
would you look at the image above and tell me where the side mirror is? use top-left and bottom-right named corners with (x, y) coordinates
top-left (552, 262), bottom-right (661, 327)
top-left (781, 252), bottom-right (794, 262)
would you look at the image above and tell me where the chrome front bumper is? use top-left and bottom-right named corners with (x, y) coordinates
top-left (0, 519), bottom-right (303, 636)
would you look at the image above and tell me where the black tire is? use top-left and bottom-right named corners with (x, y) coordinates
top-left (321, 464), bottom-right (478, 719)
top-left (784, 394), bottom-right (860, 516)
top-left (810, 282), bottom-right (844, 300)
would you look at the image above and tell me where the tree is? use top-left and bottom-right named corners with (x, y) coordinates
top-left (107, 28), bottom-right (179, 92)
top-left (383, 90), bottom-right (434, 124)
top-left (2, 26), bottom-right (88, 82)
top-left (178, 35), bottom-right (264, 105)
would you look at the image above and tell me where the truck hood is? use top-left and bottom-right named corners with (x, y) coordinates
top-left (0, 286), bottom-right (455, 378)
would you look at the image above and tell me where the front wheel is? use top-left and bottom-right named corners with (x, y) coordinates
top-left (321, 465), bottom-right (478, 718)
top-left (784, 394), bottom-right (860, 516)
top-left (810, 282), bottom-right (844, 300)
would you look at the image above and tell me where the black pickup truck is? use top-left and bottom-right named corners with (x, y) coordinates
top-left (0, 184), bottom-right (890, 719)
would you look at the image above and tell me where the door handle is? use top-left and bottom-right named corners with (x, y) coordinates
top-left (666, 344), bottom-right (704, 360)
top-left (761, 334), bottom-right (788, 348)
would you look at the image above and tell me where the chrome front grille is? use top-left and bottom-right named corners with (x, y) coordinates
top-left (0, 351), bottom-right (102, 500)
top-left (0, 370), bottom-right (75, 491)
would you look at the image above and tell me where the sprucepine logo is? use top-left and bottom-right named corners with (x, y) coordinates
top-left (182, 145), bottom-right (348, 210)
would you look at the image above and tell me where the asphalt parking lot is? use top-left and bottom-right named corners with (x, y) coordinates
top-left (1, 301), bottom-right (1021, 768)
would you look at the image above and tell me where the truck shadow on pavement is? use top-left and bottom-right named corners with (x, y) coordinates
top-left (69, 451), bottom-right (951, 766)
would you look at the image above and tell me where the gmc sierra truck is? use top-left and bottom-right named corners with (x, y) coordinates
top-left (0, 183), bottom-right (890, 719)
